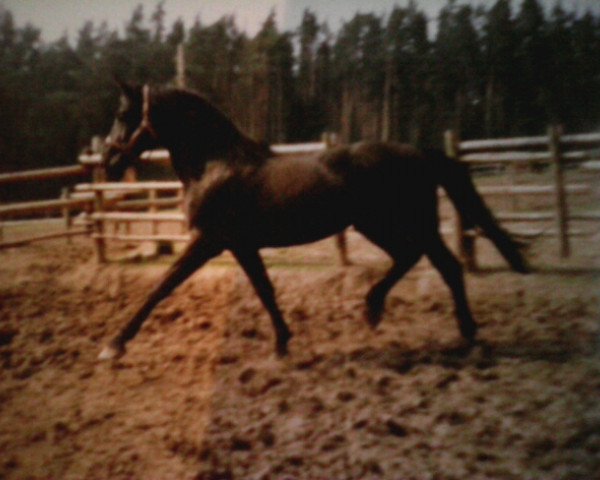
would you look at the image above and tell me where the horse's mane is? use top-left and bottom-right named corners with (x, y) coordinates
top-left (154, 87), bottom-right (273, 165)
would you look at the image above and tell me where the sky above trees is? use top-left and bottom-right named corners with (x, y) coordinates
top-left (1, 0), bottom-right (600, 204)
top-left (3, 0), bottom-right (600, 42)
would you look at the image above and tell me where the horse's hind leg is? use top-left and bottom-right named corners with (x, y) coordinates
top-left (425, 233), bottom-right (478, 342)
top-left (365, 244), bottom-right (422, 328)
top-left (354, 223), bottom-right (423, 328)
top-left (99, 234), bottom-right (222, 360)
top-left (233, 249), bottom-right (292, 357)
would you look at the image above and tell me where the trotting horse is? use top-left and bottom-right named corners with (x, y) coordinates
top-left (98, 82), bottom-right (529, 360)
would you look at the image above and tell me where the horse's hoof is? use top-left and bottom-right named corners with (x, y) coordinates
top-left (366, 308), bottom-right (383, 329)
top-left (275, 338), bottom-right (290, 358)
top-left (365, 299), bottom-right (384, 330)
top-left (459, 322), bottom-right (478, 344)
top-left (276, 344), bottom-right (289, 358)
top-left (98, 342), bottom-right (125, 361)
top-left (275, 330), bottom-right (292, 358)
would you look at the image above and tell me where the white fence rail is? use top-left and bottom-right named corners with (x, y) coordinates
top-left (75, 142), bottom-right (329, 261)
top-left (77, 142), bottom-right (328, 166)
top-left (445, 127), bottom-right (600, 269)
top-left (1, 141), bottom-right (326, 251)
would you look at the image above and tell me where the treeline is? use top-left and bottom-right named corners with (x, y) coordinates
top-left (1, 0), bottom-right (600, 177)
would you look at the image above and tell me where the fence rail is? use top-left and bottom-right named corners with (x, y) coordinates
top-left (460, 150), bottom-right (597, 164)
top-left (459, 132), bottom-right (600, 152)
top-left (0, 165), bottom-right (88, 185)
top-left (0, 228), bottom-right (90, 250)
top-left (76, 141), bottom-right (328, 262)
top-left (477, 184), bottom-right (591, 196)
top-left (2, 133), bottom-right (598, 267)
top-left (0, 162), bottom-right (95, 246)
top-left (446, 127), bottom-right (600, 269)
top-left (75, 181), bottom-right (183, 191)
top-left (0, 197), bottom-right (91, 217)
top-left (77, 141), bottom-right (328, 166)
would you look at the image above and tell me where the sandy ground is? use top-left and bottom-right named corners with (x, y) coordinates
top-left (0, 224), bottom-right (599, 479)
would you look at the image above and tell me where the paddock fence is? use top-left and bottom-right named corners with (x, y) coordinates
top-left (0, 164), bottom-right (98, 248)
top-left (445, 127), bottom-right (600, 269)
top-left (75, 140), bottom-right (332, 262)
top-left (0, 137), bottom-right (333, 252)
top-left (2, 130), bottom-right (598, 269)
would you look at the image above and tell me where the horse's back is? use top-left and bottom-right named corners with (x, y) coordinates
top-left (319, 141), bottom-right (434, 188)
top-left (257, 154), bottom-right (343, 202)
top-left (185, 142), bottom-right (438, 248)
top-left (321, 141), bottom-right (436, 198)
top-left (320, 141), bottom-right (439, 236)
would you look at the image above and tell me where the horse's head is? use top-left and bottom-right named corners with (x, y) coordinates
top-left (103, 80), bottom-right (159, 180)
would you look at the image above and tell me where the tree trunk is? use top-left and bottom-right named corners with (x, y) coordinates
top-left (485, 77), bottom-right (494, 137)
top-left (381, 61), bottom-right (394, 142)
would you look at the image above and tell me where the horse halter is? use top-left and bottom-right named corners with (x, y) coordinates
top-left (126, 84), bottom-right (159, 146)
top-left (138, 84), bottom-right (159, 140)
top-left (106, 84), bottom-right (158, 157)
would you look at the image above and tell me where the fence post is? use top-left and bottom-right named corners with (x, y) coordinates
top-left (177, 187), bottom-right (186, 234)
top-left (508, 156), bottom-right (519, 212)
top-left (94, 190), bottom-right (106, 263)
top-left (322, 131), bottom-right (337, 148)
top-left (444, 130), bottom-right (477, 271)
top-left (91, 136), bottom-right (106, 183)
top-left (61, 187), bottom-right (72, 244)
top-left (548, 125), bottom-right (570, 257)
top-left (149, 188), bottom-right (158, 236)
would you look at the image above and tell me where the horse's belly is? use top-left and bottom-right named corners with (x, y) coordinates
top-left (245, 168), bottom-right (351, 246)
top-left (257, 204), bottom-right (350, 247)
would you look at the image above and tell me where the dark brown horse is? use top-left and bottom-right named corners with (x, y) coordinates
top-left (98, 82), bottom-right (528, 360)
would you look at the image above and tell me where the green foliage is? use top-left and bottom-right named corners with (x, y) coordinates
top-left (1, 0), bottom-right (600, 198)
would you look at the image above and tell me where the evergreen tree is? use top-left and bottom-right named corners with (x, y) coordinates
top-left (334, 13), bottom-right (385, 141)
top-left (383, 3), bottom-right (431, 144)
top-left (1, 0), bottom-right (600, 200)
top-left (291, 10), bottom-right (332, 141)
top-left (513, 0), bottom-right (548, 133)
top-left (249, 12), bottom-right (294, 142)
top-left (434, 0), bottom-right (483, 138)
top-left (570, 11), bottom-right (600, 131)
top-left (482, 0), bottom-right (515, 136)
top-left (545, 4), bottom-right (575, 125)
top-left (297, 9), bottom-right (319, 102)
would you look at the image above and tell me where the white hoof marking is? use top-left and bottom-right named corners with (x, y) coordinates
top-left (98, 344), bottom-right (124, 361)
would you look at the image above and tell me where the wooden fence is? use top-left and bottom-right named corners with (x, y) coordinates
top-left (77, 141), bottom-right (331, 167)
top-left (3, 131), bottom-right (598, 269)
top-left (74, 181), bottom-right (186, 262)
top-left (0, 139), bottom-right (330, 252)
top-left (445, 127), bottom-right (600, 269)
top-left (0, 165), bottom-right (94, 248)
top-left (76, 141), bottom-right (330, 262)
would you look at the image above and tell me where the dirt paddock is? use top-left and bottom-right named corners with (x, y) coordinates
top-left (0, 228), bottom-right (599, 480)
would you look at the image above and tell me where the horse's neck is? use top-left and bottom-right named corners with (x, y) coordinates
top-left (166, 149), bottom-right (200, 185)
top-left (167, 135), bottom-right (268, 185)
top-left (168, 149), bottom-right (252, 189)
top-left (153, 98), bottom-right (269, 182)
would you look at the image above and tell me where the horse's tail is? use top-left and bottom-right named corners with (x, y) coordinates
top-left (426, 148), bottom-right (530, 273)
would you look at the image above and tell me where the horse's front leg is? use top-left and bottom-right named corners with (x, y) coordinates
top-left (99, 233), bottom-right (223, 360)
top-left (232, 249), bottom-right (292, 357)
